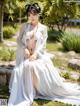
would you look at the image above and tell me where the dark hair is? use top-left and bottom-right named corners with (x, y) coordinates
top-left (25, 3), bottom-right (41, 15)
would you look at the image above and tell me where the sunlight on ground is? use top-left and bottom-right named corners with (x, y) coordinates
top-left (46, 42), bottom-right (63, 51)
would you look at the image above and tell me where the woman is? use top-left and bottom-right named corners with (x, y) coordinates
top-left (8, 3), bottom-right (80, 106)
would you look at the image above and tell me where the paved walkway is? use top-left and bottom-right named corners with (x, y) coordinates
top-left (3, 41), bottom-right (17, 47)
top-left (65, 27), bottom-right (80, 35)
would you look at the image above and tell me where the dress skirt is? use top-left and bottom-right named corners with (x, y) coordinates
top-left (8, 53), bottom-right (80, 106)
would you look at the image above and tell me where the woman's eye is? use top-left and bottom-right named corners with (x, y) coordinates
top-left (28, 14), bottom-right (30, 17)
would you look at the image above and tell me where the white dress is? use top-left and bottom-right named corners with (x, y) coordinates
top-left (8, 22), bottom-right (80, 106)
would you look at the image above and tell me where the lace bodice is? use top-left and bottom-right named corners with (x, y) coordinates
top-left (16, 22), bottom-right (48, 65)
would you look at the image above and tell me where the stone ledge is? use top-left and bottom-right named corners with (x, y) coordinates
top-left (0, 63), bottom-right (15, 86)
top-left (68, 59), bottom-right (80, 70)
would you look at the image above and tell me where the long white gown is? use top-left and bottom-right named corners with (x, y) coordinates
top-left (8, 22), bottom-right (80, 106)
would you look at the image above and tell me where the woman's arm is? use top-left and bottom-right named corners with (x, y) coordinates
top-left (16, 23), bottom-right (30, 65)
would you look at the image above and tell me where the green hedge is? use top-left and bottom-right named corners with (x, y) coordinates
top-left (48, 29), bottom-right (63, 42)
top-left (61, 32), bottom-right (80, 53)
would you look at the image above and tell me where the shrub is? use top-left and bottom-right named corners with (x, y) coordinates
top-left (0, 47), bottom-right (16, 61)
top-left (3, 26), bottom-right (16, 39)
top-left (61, 32), bottom-right (80, 53)
top-left (8, 48), bottom-right (16, 61)
top-left (13, 23), bottom-right (21, 31)
top-left (48, 29), bottom-right (63, 42)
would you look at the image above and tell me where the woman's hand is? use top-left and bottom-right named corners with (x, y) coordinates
top-left (24, 48), bottom-right (30, 59)
top-left (29, 53), bottom-right (37, 61)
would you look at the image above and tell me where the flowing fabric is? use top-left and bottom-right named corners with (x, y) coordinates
top-left (8, 22), bottom-right (80, 106)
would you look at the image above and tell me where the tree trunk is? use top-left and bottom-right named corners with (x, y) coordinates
top-left (0, 4), bottom-right (4, 42)
top-left (19, 8), bottom-right (21, 24)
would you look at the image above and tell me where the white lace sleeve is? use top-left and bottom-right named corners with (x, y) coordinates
top-left (16, 23), bottom-right (27, 66)
top-left (34, 26), bottom-right (48, 57)
top-left (16, 23), bottom-right (27, 48)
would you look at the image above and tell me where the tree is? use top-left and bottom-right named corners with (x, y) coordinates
top-left (0, 0), bottom-right (16, 42)
top-left (41, 0), bottom-right (80, 31)
top-left (0, 0), bottom-right (4, 42)
top-left (0, 0), bottom-right (36, 42)
top-left (15, 0), bottom-right (25, 24)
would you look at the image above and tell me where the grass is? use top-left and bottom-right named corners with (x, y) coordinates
top-left (0, 38), bottom-right (79, 106)
top-left (5, 37), bottom-right (16, 42)
top-left (0, 42), bottom-right (5, 47)
top-left (46, 42), bottom-right (80, 82)
top-left (0, 85), bottom-right (9, 99)
top-left (52, 57), bottom-right (69, 74)
top-left (33, 99), bottom-right (72, 106)
top-left (46, 41), bottom-right (63, 51)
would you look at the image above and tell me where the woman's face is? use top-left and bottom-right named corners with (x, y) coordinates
top-left (28, 12), bottom-right (39, 25)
